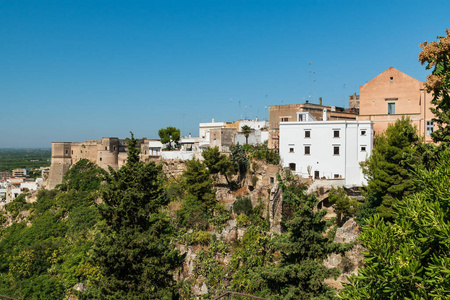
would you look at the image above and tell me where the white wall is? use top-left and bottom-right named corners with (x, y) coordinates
top-left (161, 151), bottom-right (196, 160)
top-left (235, 130), bottom-right (269, 146)
top-left (199, 121), bottom-right (227, 139)
top-left (279, 120), bottom-right (372, 186)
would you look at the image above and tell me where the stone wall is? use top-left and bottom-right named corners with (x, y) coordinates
top-left (46, 137), bottom-right (153, 189)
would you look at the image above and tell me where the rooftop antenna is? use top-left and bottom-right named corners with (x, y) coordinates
top-left (308, 61), bottom-right (312, 102)
top-left (313, 70), bottom-right (316, 103)
top-left (342, 84), bottom-right (346, 108)
top-left (239, 101), bottom-right (242, 120)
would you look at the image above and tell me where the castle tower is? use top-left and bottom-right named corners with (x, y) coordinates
top-left (46, 142), bottom-right (72, 189)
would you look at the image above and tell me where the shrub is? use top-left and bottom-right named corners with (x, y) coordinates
top-left (236, 214), bottom-right (250, 227)
top-left (210, 202), bottom-right (231, 233)
top-left (251, 175), bottom-right (258, 187)
top-left (233, 197), bottom-right (253, 215)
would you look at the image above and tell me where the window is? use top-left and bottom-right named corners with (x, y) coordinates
top-left (281, 117), bottom-right (289, 122)
top-left (71, 150), bottom-right (73, 154)
top-left (304, 145), bottom-right (310, 155)
top-left (361, 146), bottom-right (366, 152)
top-left (114, 146), bottom-right (116, 151)
top-left (390, 77), bottom-right (393, 83)
top-left (426, 121), bottom-right (434, 136)
top-left (289, 147), bottom-right (294, 153)
top-left (270, 177), bottom-right (274, 184)
top-left (360, 130), bottom-right (367, 136)
top-left (65, 150), bottom-right (68, 155)
top-left (99, 157), bottom-right (102, 161)
top-left (388, 103), bottom-right (396, 114)
top-left (289, 163), bottom-right (296, 171)
top-left (105, 146), bottom-right (107, 150)
top-left (333, 130), bottom-right (340, 138)
top-left (333, 146), bottom-right (340, 155)
top-left (305, 130), bottom-right (311, 138)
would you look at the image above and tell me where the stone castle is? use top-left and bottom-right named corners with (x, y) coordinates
top-left (46, 137), bottom-right (153, 189)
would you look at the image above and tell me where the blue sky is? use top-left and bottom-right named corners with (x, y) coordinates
top-left (1, 0), bottom-right (449, 147)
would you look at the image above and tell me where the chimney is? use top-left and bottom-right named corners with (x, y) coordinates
top-left (319, 97), bottom-right (322, 105)
top-left (323, 108), bottom-right (327, 121)
top-left (189, 133), bottom-right (191, 138)
top-left (212, 118), bottom-right (215, 123)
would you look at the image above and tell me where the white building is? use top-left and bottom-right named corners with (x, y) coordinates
top-left (279, 110), bottom-right (373, 186)
top-left (199, 119), bottom-right (230, 140)
top-left (4, 177), bottom-right (43, 203)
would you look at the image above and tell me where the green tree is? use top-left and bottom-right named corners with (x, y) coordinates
top-left (158, 126), bottom-right (181, 150)
top-left (58, 159), bottom-right (107, 192)
top-left (202, 146), bottom-right (235, 184)
top-left (247, 179), bottom-right (351, 299)
top-left (176, 159), bottom-right (217, 230)
top-left (358, 116), bottom-right (420, 223)
top-left (241, 125), bottom-right (252, 145)
top-left (230, 143), bottom-right (249, 184)
top-left (419, 29), bottom-right (450, 145)
top-left (91, 133), bottom-right (184, 299)
top-left (328, 187), bottom-right (359, 224)
top-left (340, 151), bottom-right (450, 299)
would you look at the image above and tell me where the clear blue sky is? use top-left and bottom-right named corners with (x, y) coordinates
top-left (1, 0), bottom-right (449, 147)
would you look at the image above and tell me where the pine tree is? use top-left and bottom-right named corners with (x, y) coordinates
top-left (358, 116), bottom-right (420, 223)
top-left (91, 133), bottom-right (184, 299)
top-left (248, 179), bottom-right (351, 299)
top-left (176, 159), bottom-right (217, 230)
top-left (202, 146), bottom-right (235, 184)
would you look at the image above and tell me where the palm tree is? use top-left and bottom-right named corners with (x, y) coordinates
top-left (241, 125), bottom-right (251, 144)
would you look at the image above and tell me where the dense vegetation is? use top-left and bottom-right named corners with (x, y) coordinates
top-left (339, 29), bottom-right (450, 298)
top-left (0, 149), bottom-right (51, 172)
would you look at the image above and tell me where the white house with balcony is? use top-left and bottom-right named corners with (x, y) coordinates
top-left (279, 110), bottom-right (373, 186)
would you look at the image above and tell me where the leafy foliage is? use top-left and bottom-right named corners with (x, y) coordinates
top-left (58, 159), bottom-right (107, 192)
top-left (328, 187), bottom-right (359, 223)
top-left (419, 29), bottom-right (450, 146)
top-left (201, 146), bottom-right (235, 184)
top-left (233, 196), bottom-right (253, 215)
top-left (176, 159), bottom-right (217, 230)
top-left (340, 151), bottom-right (450, 299)
top-left (244, 141), bottom-right (280, 165)
top-left (91, 133), bottom-right (184, 299)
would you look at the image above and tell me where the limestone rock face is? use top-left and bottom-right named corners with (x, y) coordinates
top-left (73, 283), bottom-right (88, 292)
top-left (334, 217), bottom-right (360, 244)
top-left (324, 218), bottom-right (366, 290)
